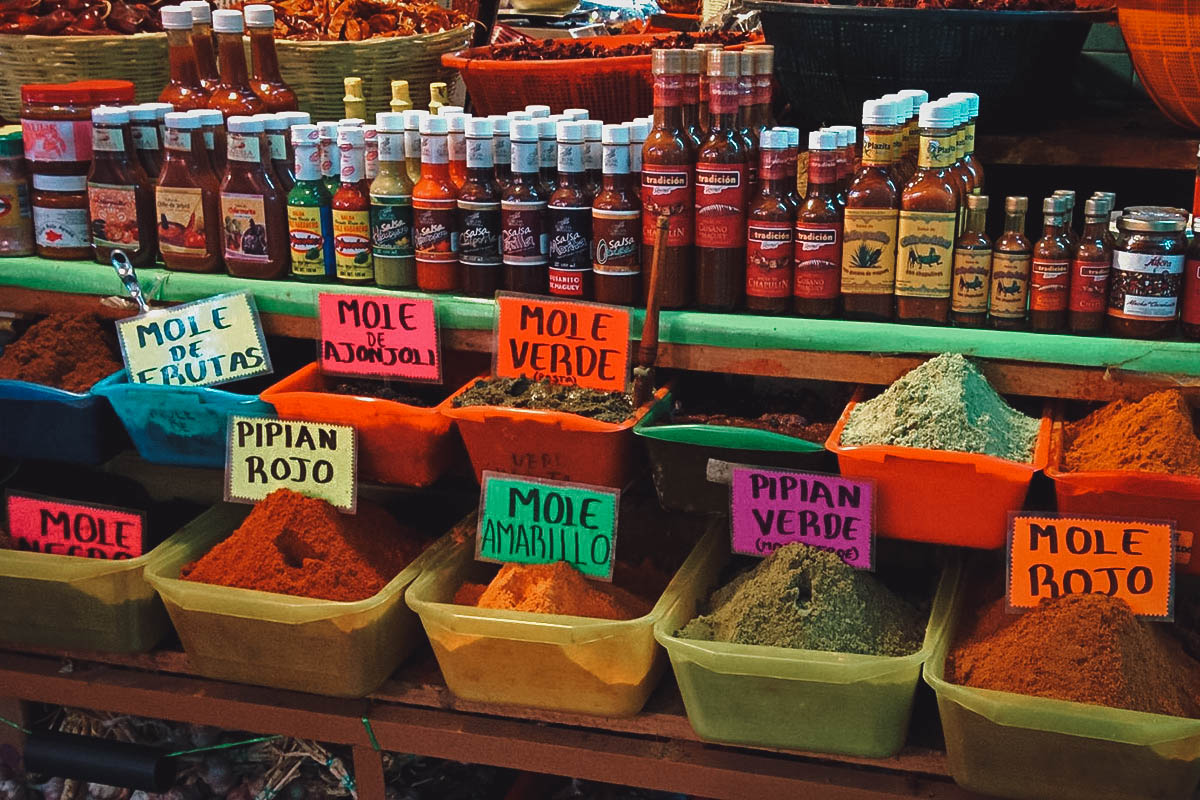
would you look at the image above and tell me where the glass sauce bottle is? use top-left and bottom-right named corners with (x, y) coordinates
top-left (1053, 190), bottom-right (1079, 250)
top-left (536, 118), bottom-right (558, 198)
top-left (842, 98), bottom-right (900, 321)
top-left (1029, 195), bottom-right (1072, 332)
top-left (1069, 197), bottom-right (1112, 336)
top-left (950, 194), bottom-right (991, 328)
top-left (746, 129), bottom-right (794, 314)
top-left (156, 111), bottom-right (222, 272)
top-left (244, 4), bottom-right (297, 113)
top-left (288, 124), bottom-right (336, 282)
top-left (828, 125), bottom-right (855, 207)
top-left (445, 111), bottom-right (467, 190)
top-left (413, 114), bottom-right (461, 292)
top-left (257, 113), bottom-right (293, 193)
top-left (88, 106), bottom-right (156, 266)
top-left (330, 125), bottom-right (373, 284)
top-left (458, 116), bottom-right (501, 298)
top-left (947, 92), bottom-right (983, 194)
top-left (592, 123), bottom-right (642, 306)
top-left (126, 104), bottom-right (164, 181)
top-left (548, 121), bottom-right (593, 299)
top-left (219, 115), bottom-right (288, 279)
top-left (501, 119), bottom-right (548, 294)
top-left (682, 49), bottom-right (703, 151)
top-left (989, 196), bottom-right (1032, 330)
top-left (182, 1), bottom-right (219, 94)
top-left (428, 82), bottom-right (447, 114)
top-left (794, 129), bottom-right (843, 317)
top-left (209, 10), bottom-right (266, 117)
top-left (189, 108), bottom-right (226, 176)
top-left (403, 110), bottom-right (426, 186)
top-left (159, 6), bottom-right (209, 111)
top-left (895, 89), bottom-right (927, 186)
top-left (491, 114), bottom-right (512, 193)
top-left (317, 121), bottom-right (339, 199)
top-left (584, 119), bottom-right (603, 200)
top-left (371, 112), bottom-right (416, 289)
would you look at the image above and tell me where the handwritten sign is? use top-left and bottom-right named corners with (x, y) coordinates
top-left (476, 471), bottom-right (619, 580)
top-left (721, 462), bottom-right (874, 569)
top-left (1007, 513), bottom-right (1175, 619)
top-left (493, 292), bottom-right (630, 392)
top-left (116, 291), bottom-right (272, 388)
top-left (318, 294), bottom-right (441, 383)
top-left (6, 492), bottom-right (146, 559)
top-left (225, 416), bottom-right (357, 511)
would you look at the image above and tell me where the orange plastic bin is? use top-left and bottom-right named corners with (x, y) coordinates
top-left (260, 363), bottom-right (463, 488)
top-left (825, 390), bottom-right (1050, 549)
top-left (441, 378), bottom-right (668, 489)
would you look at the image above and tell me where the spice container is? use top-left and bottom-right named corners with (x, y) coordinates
top-left (21, 83), bottom-right (93, 177)
top-left (1106, 206), bottom-right (1188, 340)
top-left (32, 173), bottom-right (90, 259)
top-left (0, 364), bottom-right (125, 464)
top-left (0, 130), bottom-right (34, 256)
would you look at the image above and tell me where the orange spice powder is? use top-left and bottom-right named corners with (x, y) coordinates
top-left (1063, 390), bottom-right (1200, 477)
top-left (453, 561), bottom-right (655, 620)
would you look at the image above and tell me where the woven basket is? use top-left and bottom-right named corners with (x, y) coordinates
top-left (0, 32), bottom-right (167, 121)
top-left (1119, 0), bottom-right (1200, 130)
top-left (276, 22), bottom-right (474, 121)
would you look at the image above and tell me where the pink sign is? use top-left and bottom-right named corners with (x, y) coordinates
top-left (318, 294), bottom-right (442, 382)
top-left (730, 466), bottom-right (874, 569)
top-left (6, 492), bottom-right (146, 560)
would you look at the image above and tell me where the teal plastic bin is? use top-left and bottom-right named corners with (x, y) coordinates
top-left (655, 550), bottom-right (957, 757)
top-left (0, 371), bottom-right (126, 464)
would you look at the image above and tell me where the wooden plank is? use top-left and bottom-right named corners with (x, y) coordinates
top-left (351, 746), bottom-right (388, 800)
top-left (975, 114), bottom-right (1199, 171)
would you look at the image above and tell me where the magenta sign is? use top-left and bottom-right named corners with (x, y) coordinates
top-left (730, 466), bottom-right (875, 569)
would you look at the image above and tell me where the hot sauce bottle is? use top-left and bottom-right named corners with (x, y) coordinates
top-left (895, 100), bottom-right (959, 324)
top-left (536, 118), bottom-right (558, 198)
top-left (209, 10), bottom-right (266, 117)
top-left (245, 5), bottom-right (297, 114)
top-left (776, 126), bottom-right (800, 211)
top-left (696, 50), bottom-right (747, 312)
top-left (842, 98), bottom-right (900, 322)
top-left (159, 6), bottom-right (209, 112)
top-left (692, 44), bottom-right (721, 138)
top-left (219, 115), bottom-right (288, 279)
top-left (288, 124), bottom-right (335, 282)
top-left (182, 1), bottom-right (219, 94)
top-left (592, 123), bottom-right (642, 306)
top-left (444, 110), bottom-right (467, 189)
top-left (736, 52), bottom-right (759, 191)
top-left (1053, 189), bottom-right (1079, 250)
top-left (414, 114), bottom-right (460, 292)
top-left (989, 196), bottom-right (1032, 330)
top-left (947, 91), bottom-right (983, 193)
top-left (126, 104), bottom-right (164, 184)
top-left (584, 119), bottom-right (603, 199)
top-left (458, 116), bottom-right (501, 298)
top-left (88, 106), bottom-right (156, 266)
top-left (257, 113), bottom-right (293, 193)
top-left (491, 114), bottom-right (512, 192)
top-left (895, 90), bottom-right (927, 186)
top-left (502, 120), bottom-right (548, 295)
top-left (746, 128), bottom-right (794, 314)
top-left (682, 49), bottom-right (703, 151)
top-left (643, 50), bottom-right (695, 310)
top-left (331, 125), bottom-right (373, 285)
top-left (188, 108), bottom-right (226, 175)
top-left (942, 98), bottom-right (971, 226)
top-left (950, 194), bottom-right (991, 328)
top-left (403, 110), bottom-right (427, 186)
top-left (1029, 194), bottom-right (1072, 332)
top-left (548, 121), bottom-right (593, 298)
top-left (363, 124), bottom-right (379, 182)
top-left (1183, 217), bottom-right (1200, 341)
top-left (794, 129), bottom-right (843, 317)
top-left (317, 121), bottom-right (340, 199)
top-left (156, 111), bottom-right (222, 272)
top-left (1069, 197), bottom-right (1111, 335)
top-left (371, 111), bottom-right (416, 289)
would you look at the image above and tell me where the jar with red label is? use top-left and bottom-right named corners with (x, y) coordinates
top-left (88, 106), bottom-right (157, 267)
top-left (745, 129), bottom-right (793, 314)
top-left (1182, 219), bottom-right (1200, 341)
top-left (1069, 197), bottom-right (1112, 336)
top-left (1029, 195), bottom-right (1072, 333)
top-left (32, 173), bottom-right (90, 259)
top-left (1106, 206), bottom-right (1187, 340)
top-left (0, 130), bottom-right (34, 256)
top-left (21, 83), bottom-right (93, 176)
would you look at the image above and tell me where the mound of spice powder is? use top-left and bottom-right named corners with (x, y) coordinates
top-left (1062, 390), bottom-right (1200, 476)
top-left (948, 593), bottom-right (1200, 717)
top-left (181, 489), bottom-right (425, 602)
top-left (677, 543), bottom-right (926, 656)
top-left (0, 313), bottom-right (122, 393)
top-left (453, 561), bottom-right (656, 620)
top-left (452, 377), bottom-right (634, 423)
top-left (840, 353), bottom-right (1039, 462)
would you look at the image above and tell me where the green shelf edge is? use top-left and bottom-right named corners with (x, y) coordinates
top-left (3, 258), bottom-right (1200, 376)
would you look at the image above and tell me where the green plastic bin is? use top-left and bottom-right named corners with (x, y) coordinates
top-left (924, 583), bottom-right (1200, 800)
top-left (654, 551), bottom-right (957, 757)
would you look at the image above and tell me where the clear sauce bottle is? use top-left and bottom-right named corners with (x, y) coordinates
top-left (220, 115), bottom-right (288, 279)
top-left (287, 123), bottom-right (336, 282)
top-left (548, 121), bottom-right (593, 299)
top-left (88, 106), bottom-right (156, 266)
top-left (245, 4), bottom-right (297, 113)
top-left (182, 1), bottom-right (219, 94)
top-left (950, 194), bottom-right (991, 328)
top-left (745, 128), bottom-right (794, 315)
top-left (331, 124), bottom-right (373, 285)
top-left (501, 119), bottom-right (548, 295)
top-left (413, 114), bottom-right (461, 292)
top-left (1029, 194), bottom-right (1072, 332)
top-left (1069, 197), bottom-right (1111, 335)
top-left (209, 10), bottom-right (266, 117)
top-left (371, 111), bottom-right (416, 289)
top-left (156, 111), bottom-right (222, 272)
top-left (1106, 206), bottom-right (1187, 339)
top-left (794, 129), bottom-right (842, 317)
top-left (159, 6), bottom-right (209, 111)
top-left (989, 196), bottom-right (1032, 330)
top-left (842, 98), bottom-right (900, 321)
top-left (403, 110), bottom-right (427, 187)
top-left (458, 116), bottom-right (501, 298)
top-left (592, 123), bottom-right (642, 306)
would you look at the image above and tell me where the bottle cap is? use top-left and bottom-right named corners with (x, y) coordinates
top-left (1083, 197), bottom-right (1103, 217)
top-left (707, 50), bottom-right (739, 77)
top-left (243, 3), bottom-right (273, 27)
top-left (165, 111), bottom-right (202, 130)
top-left (683, 48), bottom-right (702, 75)
top-left (739, 51), bottom-right (755, 77)
top-left (918, 100), bottom-right (956, 129)
top-left (627, 119), bottom-right (649, 143)
top-left (947, 91), bottom-right (980, 119)
top-left (338, 117), bottom-right (364, 128)
top-left (227, 115), bottom-right (264, 133)
top-left (317, 121), bottom-right (338, 139)
top-left (760, 128), bottom-right (787, 150)
top-left (186, 108), bottom-right (223, 126)
top-left (439, 105), bottom-right (464, 117)
top-left (142, 102), bottom-right (174, 120)
top-left (465, 116), bottom-right (492, 138)
top-left (898, 89), bottom-right (929, 109)
top-left (160, 6), bottom-right (194, 29)
top-left (753, 48), bottom-right (773, 75)
top-left (376, 111), bottom-right (405, 132)
top-left (1053, 189), bottom-right (1076, 208)
top-left (211, 9), bottom-right (243, 33)
top-left (125, 104), bottom-right (156, 121)
top-left (391, 80), bottom-right (410, 97)
top-left (512, 120), bottom-right (539, 142)
top-left (420, 114), bottom-right (448, 135)
top-left (537, 118), bottom-right (556, 139)
top-left (808, 129), bottom-right (836, 150)
top-left (563, 108), bottom-right (589, 120)
top-left (291, 123), bottom-right (319, 145)
top-left (1043, 195), bottom-right (1068, 214)
top-left (337, 125), bottom-right (364, 146)
top-left (583, 119), bottom-right (603, 140)
top-left (489, 114), bottom-right (511, 135)
top-left (602, 123), bottom-right (629, 145)
top-left (878, 93), bottom-right (905, 123)
top-left (255, 113), bottom-right (288, 131)
top-left (861, 98), bottom-right (894, 126)
top-left (829, 124), bottom-right (856, 145)
top-left (507, 110), bottom-right (532, 121)
top-left (403, 109), bottom-right (428, 131)
top-left (1119, 205), bottom-right (1187, 232)
top-left (444, 111), bottom-right (467, 132)
top-left (181, 0), bottom-right (211, 23)
top-left (91, 105), bottom-right (130, 124)
top-left (966, 194), bottom-right (988, 211)
top-left (525, 104), bottom-right (550, 118)
top-left (652, 49), bottom-right (685, 76)
top-left (557, 120), bottom-right (585, 144)
top-left (343, 76), bottom-right (362, 96)
top-left (1006, 196), bottom-right (1029, 214)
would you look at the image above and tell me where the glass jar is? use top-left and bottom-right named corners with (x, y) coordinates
top-left (32, 173), bottom-right (90, 259)
top-left (21, 83), bottom-right (93, 176)
top-left (0, 129), bottom-right (34, 256)
top-left (1106, 206), bottom-right (1188, 339)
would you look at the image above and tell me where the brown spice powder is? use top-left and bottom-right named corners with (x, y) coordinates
top-left (0, 313), bottom-right (122, 393)
top-left (1062, 390), bottom-right (1200, 477)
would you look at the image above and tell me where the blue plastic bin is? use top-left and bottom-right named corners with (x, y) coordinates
top-left (0, 372), bottom-right (126, 464)
top-left (94, 374), bottom-right (275, 467)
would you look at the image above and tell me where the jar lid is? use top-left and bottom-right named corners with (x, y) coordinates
top-left (337, 125), bottom-right (364, 146)
top-left (465, 117), bottom-right (492, 138)
top-left (487, 114), bottom-right (510, 135)
top-left (1119, 206), bottom-right (1188, 232)
top-left (33, 173), bottom-right (86, 191)
top-left (124, 104), bottom-right (157, 121)
top-left (808, 129), bottom-right (836, 151)
top-left (182, 0), bottom-right (212, 24)
top-left (627, 119), bottom-right (649, 143)
top-left (161, 6), bottom-right (195, 30)
top-left (253, 113), bottom-right (288, 131)
top-left (21, 83), bottom-right (89, 105)
top-left (227, 115), bottom-right (264, 134)
top-left (73, 80), bottom-right (135, 105)
top-left (601, 123), bottom-right (629, 146)
top-left (92, 105), bottom-right (130, 124)
top-left (0, 130), bottom-right (22, 158)
top-left (141, 102), bottom-right (174, 119)
top-left (278, 111), bottom-right (311, 127)
top-left (524, 104), bottom-right (550, 118)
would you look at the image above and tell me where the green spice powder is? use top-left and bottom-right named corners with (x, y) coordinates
top-left (452, 377), bottom-right (635, 423)
top-left (677, 543), bottom-right (927, 657)
top-left (840, 353), bottom-right (1039, 463)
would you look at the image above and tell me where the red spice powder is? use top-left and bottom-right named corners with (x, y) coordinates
top-left (453, 561), bottom-right (656, 620)
top-left (181, 489), bottom-right (426, 601)
top-left (0, 313), bottom-right (122, 393)
top-left (1063, 390), bottom-right (1200, 477)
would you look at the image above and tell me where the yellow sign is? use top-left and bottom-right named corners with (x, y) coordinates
top-left (225, 416), bottom-right (358, 512)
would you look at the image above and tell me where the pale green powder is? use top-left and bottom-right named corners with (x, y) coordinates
top-left (840, 353), bottom-right (1039, 463)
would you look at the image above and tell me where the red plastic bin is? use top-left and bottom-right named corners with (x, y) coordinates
top-left (825, 389), bottom-right (1051, 549)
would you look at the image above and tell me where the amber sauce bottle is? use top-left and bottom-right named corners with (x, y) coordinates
top-left (745, 128), bottom-right (793, 314)
top-left (776, 126), bottom-right (801, 212)
top-left (458, 116), bottom-right (502, 298)
top-left (208, 10), bottom-right (266, 118)
top-left (989, 196), bottom-right (1032, 330)
top-left (793, 129), bottom-right (843, 317)
top-left (842, 98), bottom-right (900, 321)
top-left (682, 49), bottom-right (703, 151)
top-left (156, 111), bottom-right (222, 272)
top-left (159, 6), bottom-right (209, 111)
top-left (747, 46), bottom-right (776, 133)
top-left (548, 121), bottom-right (593, 298)
top-left (895, 100), bottom-right (959, 324)
top-left (947, 91), bottom-right (984, 194)
top-left (219, 115), bottom-right (289, 279)
top-left (1069, 197), bottom-right (1112, 335)
top-left (737, 52), bottom-right (758, 191)
top-left (950, 194), bottom-right (991, 328)
top-left (1029, 194), bottom-right (1072, 332)
top-left (1053, 189), bottom-right (1079, 251)
top-left (182, 1), bottom-right (219, 94)
top-left (501, 120), bottom-right (549, 294)
top-left (88, 106), bottom-right (157, 266)
top-left (244, 4), bottom-right (298, 113)
top-left (593, 124), bottom-right (642, 305)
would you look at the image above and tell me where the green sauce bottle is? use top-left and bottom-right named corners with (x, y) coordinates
top-left (370, 111), bottom-right (416, 288)
top-left (287, 123), bottom-right (336, 281)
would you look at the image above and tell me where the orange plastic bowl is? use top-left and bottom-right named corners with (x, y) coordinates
top-left (260, 363), bottom-right (463, 488)
top-left (825, 390), bottom-right (1051, 549)
top-left (441, 377), bottom-right (668, 488)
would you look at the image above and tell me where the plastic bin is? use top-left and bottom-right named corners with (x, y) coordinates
top-left (0, 371), bottom-right (126, 464)
top-left (405, 523), bottom-right (724, 717)
top-left (655, 551), bottom-right (956, 757)
top-left (93, 373), bottom-right (275, 468)
top-left (826, 390), bottom-right (1050, 549)
top-left (924, 579), bottom-right (1200, 800)
top-left (441, 378), bottom-right (669, 489)
top-left (144, 503), bottom-right (447, 697)
top-left (260, 363), bottom-right (463, 488)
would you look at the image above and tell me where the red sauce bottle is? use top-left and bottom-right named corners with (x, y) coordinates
top-left (331, 124), bottom-right (374, 285)
top-left (459, 116), bottom-right (501, 298)
top-left (592, 123), bottom-right (642, 306)
top-left (828, 126), bottom-right (855, 208)
top-left (219, 115), bottom-right (288, 279)
top-left (156, 111), bottom-right (222, 272)
top-left (776, 126), bottom-right (800, 212)
top-left (682, 49), bottom-right (703, 151)
top-left (745, 128), bottom-right (794, 314)
top-left (696, 50), bottom-right (747, 312)
top-left (793, 129), bottom-right (843, 317)
top-left (208, 10), bottom-right (266, 118)
top-left (188, 108), bottom-right (227, 177)
top-left (502, 119), bottom-right (548, 294)
top-left (159, 6), bottom-right (209, 112)
top-left (182, 1), bottom-right (220, 94)
top-left (255, 113), bottom-right (293, 193)
top-left (536, 117), bottom-right (559, 198)
top-left (1029, 194), bottom-right (1072, 332)
top-left (989, 196), bottom-right (1032, 331)
top-left (737, 51), bottom-right (758, 192)
top-left (445, 110), bottom-right (467, 190)
top-left (627, 120), bottom-right (649, 192)
top-left (692, 44), bottom-right (721, 139)
top-left (1053, 190), bottom-right (1080, 251)
top-left (748, 46), bottom-right (776, 133)
top-left (548, 121), bottom-right (593, 299)
top-left (88, 106), bottom-right (157, 267)
top-left (413, 114), bottom-right (461, 292)
top-left (244, 4), bottom-right (298, 114)
top-left (841, 99), bottom-right (900, 322)
top-left (125, 104), bottom-right (164, 183)
top-left (1069, 197), bottom-right (1112, 336)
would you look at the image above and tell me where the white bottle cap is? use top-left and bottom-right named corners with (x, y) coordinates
top-left (161, 6), bottom-right (194, 29)
top-left (254, 113), bottom-right (287, 131)
top-left (489, 114), bottom-right (510, 135)
top-left (186, 108), bottom-right (223, 126)
top-left (338, 117), bottom-right (364, 128)
top-left (92, 105), bottom-right (130, 124)
top-left (525, 104), bottom-right (551, 118)
top-left (243, 3), bottom-right (274, 27)
top-left (142, 102), bottom-right (174, 119)
top-left (760, 128), bottom-right (788, 150)
top-left (465, 117), bottom-right (493, 138)
top-left (337, 125), bottom-right (364, 146)
top-left (947, 91), bottom-right (980, 119)
top-left (181, 0), bottom-right (211, 23)
top-left (511, 120), bottom-right (539, 142)
top-left (278, 111), bottom-right (310, 127)
top-left (165, 111), bottom-right (202, 130)
top-left (444, 111), bottom-right (467, 132)
top-left (898, 89), bottom-right (929, 111)
top-left (211, 9), bottom-right (243, 33)
top-left (403, 109), bottom-right (428, 131)
top-left (583, 119), bottom-right (603, 141)
top-left (829, 124), bottom-right (856, 146)
top-left (563, 108), bottom-right (589, 120)
top-left (601, 123), bottom-right (629, 145)
top-left (773, 126), bottom-right (800, 148)
top-left (227, 115), bottom-right (264, 134)
top-left (420, 114), bottom-right (448, 135)
top-left (808, 129), bottom-right (837, 150)
top-left (376, 111), bottom-right (405, 132)
top-left (507, 110), bottom-right (531, 122)
top-left (918, 100), bottom-right (956, 129)
top-left (862, 99), bottom-right (895, 127)
top-left (125, 104), bottom-right (156, 121)
top-left (291, 124), bottom-right (319, 145)
top-left (627, 119), bottom-right (649, 144)
top-left (537, 119), bottom-right (556, 139)
top-left (438, 105), bottom-right (464, 116)
top-left (557, 120), bottom-right (585, 144)
top-left (317, 121), bottom-right (339, 139)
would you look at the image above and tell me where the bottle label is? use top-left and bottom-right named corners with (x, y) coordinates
top-left (695, 164), bottom-right (746, 249)
top-left (0, 180), bottom-right (31, 224)
top-left (228, 133), bottom-right (261, 163)
top-left (220, 192), bottom-right (271, 262)
top-left (592, 208), bottom-right (640, 276)
top-left (378, 132), bottom-right (402, 162)
top-left (165, 130), bottom-right (192, 152)
top-left (155, 185), bottom-right (207, 254)
top-left (1069, 256), bottom-right (1111, 315)
top-left (288, 204), bottom-right (331, 276)
top-left (950, 249), bottom-right (991, 314)
top-left (457, 198), bottom-right (500, 266)
top-left (746, 220), bottom-right (793, 299)
top-left (895, 210), bottom-right (956, 298)
top-left (793, 221), bottom-right (842, 300)
top-left (131, 124), bottom-right (159, 152)
top-left (557, 143), bottom-right (584, 175)
top-left (710, 76), bottom-right (739, 115)
top-left (370, 194), bottom-right (414, 259)
top-left (295, 145), bottom-right (322, 182)
top-left (466, 137), bottom-right (493, 170)
top-left (22, 118), bottom-right (92, 163)
top-left (603, 143), bottom-right (630, 175)
top-left (917, 133), bottom-right (957, 170)
top-left (92, 126), bottom-right (125, 153)
top-left (413, 197), bottom-right (458, 265)
top-left (641, 163), bottom-right (693, 247)
top-left (807, 153), bottom-right (837, 185)
top-left (449, 132), bottom-right (466, 166)
top-left (759, 148), bottom-right (789, 180)
top-left (1108, 250), bottom-right (1184, 319)
top-left (539, 138), bottom-right (556, 170)
top-left (33, 204), bottom-right (88, 249)
top-left (989, 251), bottom-right (1031, 319)
top-left (421, 134), bottom-right (449, 165)
top-left (1183, 257), bottom-right (1200, 326)
top-left (87, 182), bottom-right (140, 249)
top-left (753, 75), bottom-right (772, 106)
top-left (333, 208), bottom-right (373, 280)
top-left (861, 130), bottom-right (896, 167)
top-left (1030, 257), bottom-right (1070, 312)
top-left (653, 73), bottom-right (684, 107)
top-left (548, 205), bottom-right (591, 293)
top-left (512, 140), bottom-right (538, 175)
top-left (501, 199), bottom-right (548, 264)
top-left (405, 130), bottom-right (421, 161)
top-left (841, 207), bottom-right (898, 295)
top-left (268, 133), bottom-right (287, 162)
top-left (340, 146), bottom-right (365, 184)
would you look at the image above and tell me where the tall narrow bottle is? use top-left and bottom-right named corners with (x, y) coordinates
top-left (1068, 197), bottom-right (1112, 335)
top-left (413, 114), bottom-right (460, 292)
top-left (592, 123), bottom-right (642, 306)
top-left (182, 0), bottom-right (219, 94)
top-left (1053, 189), bottom-right (1079, 249)
top-left (946, 91), bottom-right (983, 193)
top-left (209, 10), bottom-right (266, 117)
top-left (794, 129), bottom-right (843, 317)
top-left (501, 120), bottom-right (548, 294)
top-left (692, 44), bottom-right (721, 137)
top-left (288, 124), bottom-right (336, 282)
top-left (343, 77), bottom-right (366, 121)
top-left (331, 125), bottom-right (373, 285)
top-left (895, 89), bottom-right (927, 185)
top-left (548, 120), bottom-right (592, 298)
top-left (390, 81), bottom-right (412, 114)
top-left (371, 112), bottom-right (415, 289)
top-left (841, 99), bottom-right (900, 321)
top-left (159, 6), bottom-right (209, 111)
top-left (749, 46), bottom-right (776, 133)
top-left (627, 120), bottom-right (649, 191)
top-left (1029, 194), bottom-right (1072, 332)
top-left (989, 196), bottom-right (1032, 330)
top-left (490, 114), bottom-right (512, 191)
top-left (775, 126), bottom-right (800, 211)
top-left (737, 51), bottom-right (758, 189)
top-left (445, 110), bottom-right (467, 189)
top-left (942, 98), bottom-right (971, 228)
top-left (537, 118), bottom-right (559, 197)
top-left (459, 116), bottom-right (501, 298)
top-left (828, 125), bottom-right (855, 207)
top-left (950, 194), bottom-right (991, 328)
top-left (403, 109), bottom-right (427, 186)
top-left (317, 121), bottom-right (340, 199)
top-left (745, 128), bottom-right (794, 314)
top-left (682, 49), bottom-right (703, 150)
top-left (245, 4), bottom-right (297, 113)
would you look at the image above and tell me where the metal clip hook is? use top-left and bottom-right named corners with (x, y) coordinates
top-left (110, 250), bottom-right (150, 315)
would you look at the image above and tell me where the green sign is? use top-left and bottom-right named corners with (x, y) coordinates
top-left (225, 416), bottom-right (358, 512)
top-left (476, 471), bottom-right (619, 580)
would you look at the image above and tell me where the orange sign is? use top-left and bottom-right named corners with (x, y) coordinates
top-left (493, 292), bottom-right (631, 393)
top-left (1007, 513), bottom-right (1175, 619)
